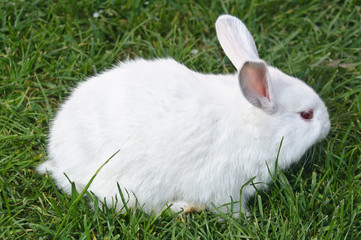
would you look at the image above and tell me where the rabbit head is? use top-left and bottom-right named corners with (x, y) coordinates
top-left (216, 15), bottom-right (330, 168)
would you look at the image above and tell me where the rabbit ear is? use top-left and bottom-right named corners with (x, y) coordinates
top-left (216, 15), bottom-right (275, 113)
top-left (216, 15), bottom-right (260, 70)
top-left (239, 61), bottom-right (276, 114)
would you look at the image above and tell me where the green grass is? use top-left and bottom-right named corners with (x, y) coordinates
top-left (1, 0), bottom-right (360, 239)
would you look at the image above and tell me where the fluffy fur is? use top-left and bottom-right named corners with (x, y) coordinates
top-left (37, 15), bottom-right (330, 216)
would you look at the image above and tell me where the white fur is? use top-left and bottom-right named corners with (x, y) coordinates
top-left (37, 15), bottom-right (330, 216)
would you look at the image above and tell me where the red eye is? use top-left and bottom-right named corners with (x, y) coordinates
top-left (300, 110), bottom-right (313, 121)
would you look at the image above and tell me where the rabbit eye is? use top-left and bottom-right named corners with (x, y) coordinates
top-left (300, 110), bottom-right (313, 121)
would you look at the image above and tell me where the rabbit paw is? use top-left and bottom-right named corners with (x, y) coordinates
top-left (170, 201), bottom-right (205, 214)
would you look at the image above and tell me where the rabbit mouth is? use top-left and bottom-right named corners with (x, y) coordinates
top-left (316, 120), bottom-right (330, 142)
top-left (320, 122), bottom-right (330, 141)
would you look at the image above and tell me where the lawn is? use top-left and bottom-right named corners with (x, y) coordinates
top-left (1, 0), bottom-right (360, 239)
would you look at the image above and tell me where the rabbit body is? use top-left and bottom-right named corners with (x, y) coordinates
top-left (38, 15), bottom-right (330, 216)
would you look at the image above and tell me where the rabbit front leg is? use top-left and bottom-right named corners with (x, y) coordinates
top-left (169, 201), bottom-right (206, 214)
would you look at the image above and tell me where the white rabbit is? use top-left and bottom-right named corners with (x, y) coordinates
top-left (37, 15), bottom-right (330, 216)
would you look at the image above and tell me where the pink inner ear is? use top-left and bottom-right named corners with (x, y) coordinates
top-left (243, 64), bottom-right (269, 100)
